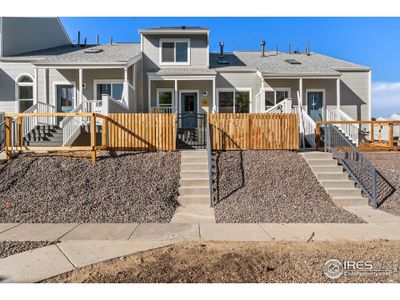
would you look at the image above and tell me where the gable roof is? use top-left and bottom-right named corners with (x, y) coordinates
top-left (0, 43), bottom-right (141, 66)
top-left (210, 51), bottom-right (371, 76)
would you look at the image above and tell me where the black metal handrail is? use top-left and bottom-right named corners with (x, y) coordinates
top-left (206, 120), bottom-right (214, 207)
top-left (324, 124), bottom-right (395, 208)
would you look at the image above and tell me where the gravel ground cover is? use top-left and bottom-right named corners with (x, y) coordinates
top-left (46, 240), bottom-right (400, 283)
top-left (0, 241), bottom-right (53, 259)
top-left (0, 151), bottom-right (180, 223)
top-left (212, 150), bottom-right (364, 223)
top-left (373, 164), bottom-right (400, 216)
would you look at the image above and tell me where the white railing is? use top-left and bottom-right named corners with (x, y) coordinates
top-left (327, 106), bottom-right (359, 145)
top-left (61, 104), bottom-right (84, 146)
top-left (300, 107), bottom-right (317, 148)
top-left (0, 113), bottom-right (5, 152)
top-left (150, 106), bottom-right (175, 113)
top-left (265, 98), bottom-right (293, 114)
top-left (21, 102), bottom-right (56, 138)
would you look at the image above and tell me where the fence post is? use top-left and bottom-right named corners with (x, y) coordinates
top-left (91, 114), bottom-right (96, 163)
top-left (102, 117), bottom-right (107, 148)
top-left (370, 122), bottom-right (374, 143)
top-left (388, 122), bottom-right (394, 149)
top-left (316, 123), bottom-right (321, 151)
top-left (17, 116), bottom-right (23, 153)
top-left (5, 117), bottom-right (12, 160)
top-left (372, 168), bottom-right (377, 208)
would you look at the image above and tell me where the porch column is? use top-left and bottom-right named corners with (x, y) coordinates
top-left (34, 68), bottom-right (38, 104)
top-left (212, 77), bottom-right (216, 113)
top-left (174, 79), bottom-right (178, 114)
top-left (336, 78), bottom-right (341, 108)
top-left (78, 68), bottom-right (83, 104)
top-left (124, 67), bottom-right (128, 103)
top-left (44, 68), bottom-right (48, 104)
top-left (148, 77), bottom-right (152, 112)
top-left (299, 78), bottom-right (303, 107)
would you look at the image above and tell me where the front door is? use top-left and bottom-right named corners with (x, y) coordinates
top-left (56, 85), bottom-right (75, 122)
top-left (180, 92), bottom-right (198, 128)
top-left (307, 91), bottom-right (324, 122)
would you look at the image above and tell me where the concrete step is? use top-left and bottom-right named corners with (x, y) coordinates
top-left (311, 166), bottom-right (344, 173)
top-left (170, 206), bottom-right (216, 223)
top-left (325, 187), bottom-right (361, 197)
top-left (181, 151), bottom-right (207, 158)
top-left (316, 172), bottom-right (349, 181)
top-left (307, 159), bottom-right (338, 166)
top-left (179, 186), bottom-right (210, 196)
top-left (177, 195), bottom-right (210, 206)
top-left (181, 157), bottom-right (208, 164)
top-left (180, 170), bottom-right (209, 179)
top-left (332, 196), bottom-right (368, 206)
top-left (301, 152), bottom-right (333, 160)
top-left (179, 178), bottom-right (209, 187)
top-left (181, 163), bottom-right (208, 171)
top-left (320, 180), bottom-right (355, 188)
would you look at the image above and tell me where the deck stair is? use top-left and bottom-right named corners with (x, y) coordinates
top-left (301, 151), bottom-right (368, 206)
top-left (171, 150), bottom-right (216, 223)
top-left (24, 125), bottom-right (63, 147)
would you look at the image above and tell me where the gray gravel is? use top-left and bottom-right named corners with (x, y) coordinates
top-left (212, 150), bottom-right (364, 223)
top-left (0, 241), bottom-right (54, 259)
top-left (0, 151), bottom-right (180, 223)
top-left (374, 164), bottom-right (400, 216)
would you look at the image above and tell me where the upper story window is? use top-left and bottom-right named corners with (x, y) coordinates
top-left (159, 39), bottom-right (190, 65)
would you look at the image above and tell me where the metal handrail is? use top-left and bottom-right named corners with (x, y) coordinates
top-left (324, 124), bottom-right (391, 208)
top-left (206, 119), bottom-right (214, 207)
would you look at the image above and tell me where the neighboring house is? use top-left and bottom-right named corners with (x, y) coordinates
top-left (0, 18), bottom-right (372, 147)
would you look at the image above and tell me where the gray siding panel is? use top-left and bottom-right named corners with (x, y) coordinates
top-left (1, 17), bottom-right (70, 56)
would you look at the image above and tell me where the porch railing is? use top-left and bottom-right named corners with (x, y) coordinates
top-left (327, 106), bottom-right (359, 145)
top-left (22, 102), bottom-right (56, 138)
top-left (0, 113), bottom-right (5, 153)
top-left (150, 106), bottom-right (175, 113)
top-left (323, 123), bottom-right (395, 208)
top-left (265, 98), bottom-right (293, 114)
top-left (61, 104), bottom-right (84, 146)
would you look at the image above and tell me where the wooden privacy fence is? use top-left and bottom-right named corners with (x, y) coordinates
top-left (106, 113), bottom-right (176, 151)
top-left (208, 113), bottom-right (299, 150)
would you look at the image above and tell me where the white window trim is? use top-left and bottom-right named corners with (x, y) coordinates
top-left (274, 87), bottom-right (291, 104)
top-left (305, 88), bottom-right (326, 120)
top-left (216, 88), bottom-right (252, 113)
top-left (93, 79), bottom-right (124, 101)
top-left (53, 81), bottom-right (77, 112)
top-left (15, 73), bottom-right (35, 113)
top-left (159, 38), bottom-right (191, 66)
top-left (156, 88), bottom-right (175, 108)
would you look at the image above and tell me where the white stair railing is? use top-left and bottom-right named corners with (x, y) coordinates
top-left (265, 98), bottom-right (293, 114)
top-left (300, 106), bottom-right (317, 148)
top-left (326, 106), bottom-right (359, 145)
top-left (22, 102), bottom-right (56, 138)
top-left (61, 104), bottom-right (83, 146)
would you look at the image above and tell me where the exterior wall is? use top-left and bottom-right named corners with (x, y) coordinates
top-left (0, 61), bottom-right (34, 113)
top-left (339, 71), bottom-right (370, 121)
top-left (264, 79), bottom-right (300, 105)
top-left (134, 60), bottom-right (143, 112)
top-left (216, 72), bottom-right (261, 112)
top-left (1, 17), bottom-right (70, 56)
top-left (142, 34), bottom-right (209, 71)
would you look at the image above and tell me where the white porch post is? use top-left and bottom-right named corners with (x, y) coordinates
top-left (212, 77), bottom-right (216, 113)
top-left (174, 79), bottom-right (178, 114)
top-left (78, 68), bottom-right (83, 105)
top-left (336, 78), bottom-right (341, 108)
top-left (299, 77), bottom-right (303, 107)
top-left (148, 77), bottom-right (152, 112)
top-left (34, 68), bottom-right (38, 104)
top-left (124, 67), bottom-right (128, 104)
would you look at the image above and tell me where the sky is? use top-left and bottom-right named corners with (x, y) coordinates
top-left (61, 17), bottom-right (400, 118)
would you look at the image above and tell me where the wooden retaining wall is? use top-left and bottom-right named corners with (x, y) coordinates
top-left (208, 113), bottom-right (299, 150)
top-left (107, 113), bottom-right (176, 151)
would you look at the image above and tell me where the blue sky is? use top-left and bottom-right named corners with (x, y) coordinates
top-left (61, 17), bottom-right (400, 117)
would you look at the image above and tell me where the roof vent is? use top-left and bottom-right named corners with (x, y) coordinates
top-left (285, 59), bottom-right (301, 65)
top-left (84, 48), bottom-right (103, 54)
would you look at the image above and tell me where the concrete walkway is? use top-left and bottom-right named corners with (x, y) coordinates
top-left (1, 206), bottom-right (400, 282)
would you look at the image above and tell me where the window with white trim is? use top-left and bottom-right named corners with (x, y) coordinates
top-left (264, 87), bottom-right (291, 110)
top-left (95, 81), bottom-right (124, 101)
top-left (218, 89), bottom-right (250, 113)
top-left (160, 39), bottom-right (190, 64)
top-left (157, 88), bottom-right (174, 107)
top-left (16, 74), bottom-right (34, 112)
top-left (276, 88), bottom-right (291, 103)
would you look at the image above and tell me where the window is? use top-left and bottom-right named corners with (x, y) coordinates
top-left (95, 82), bottom-right (124, 101)
top-left (157, 89), bottom-right (174, 107)
top-left (276, 88), bottom-right (291, 103)
top-left (160, 39), bottom-right (190, 65)
top-left (265, 88), bottom-right (291, 110)
top-left (218, 89), bottom-right (250, 113)
top-left (16, 74), bottom-right (34, 112)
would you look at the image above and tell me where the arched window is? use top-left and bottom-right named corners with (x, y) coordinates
top-left (16, 73), bottom-right (34, 112)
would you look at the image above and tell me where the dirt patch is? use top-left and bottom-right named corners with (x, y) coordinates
top-left (46, 240), bottom-right (400, 283)
top-left (0, 151), bottom-right (180, 223)
top-left (0, 241), bottom-right (54, 259)
top-left (212, 150), bottom-right (364, 223)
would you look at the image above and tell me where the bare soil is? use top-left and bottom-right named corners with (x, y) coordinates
top-left (0, 151), bottom-right (180, 223)
top-left (46, 240), bottom-right (400, 283)
top-left (213, 150), bottom-right (364, 223)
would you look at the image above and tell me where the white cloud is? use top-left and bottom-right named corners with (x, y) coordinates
top-left (372, 82), bottom-right (400, 118)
